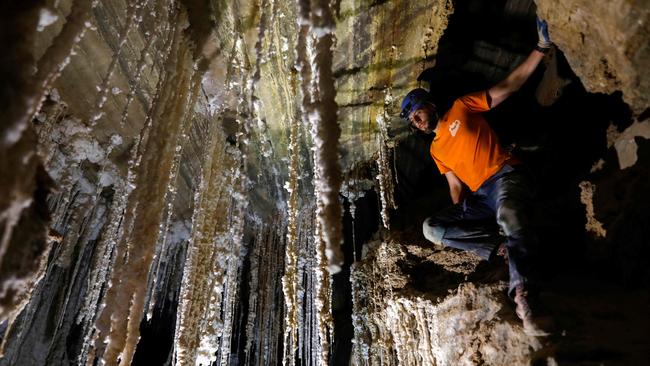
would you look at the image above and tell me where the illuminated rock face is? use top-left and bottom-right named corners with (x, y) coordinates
top-left (535, 0), bottom-right (650, 114)
top-left (0, 0), bottom-right (649, 365)
top-left (351, 240), bottom-right (542, 366)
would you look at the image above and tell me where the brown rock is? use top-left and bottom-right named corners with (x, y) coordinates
top-left (535, 0), bottom-right (650, 115)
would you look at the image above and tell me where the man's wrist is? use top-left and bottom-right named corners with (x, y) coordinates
top-left (535, 44), bottom-right (550, 53)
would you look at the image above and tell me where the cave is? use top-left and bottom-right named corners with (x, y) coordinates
top-left (0, 0), bottom-right (648, 365)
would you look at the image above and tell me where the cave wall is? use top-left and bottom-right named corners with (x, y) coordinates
top-left (535, 0), bottom-right (650, 115)
top-left (0, 0), bottom-right (286, 364)
top-left (534, 0), bottom-right (650, 287)
top-left (0, 0), bottom-right (648, 365)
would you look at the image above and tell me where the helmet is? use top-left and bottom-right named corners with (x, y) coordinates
top-left (400, 88), bottom-right (435, 120)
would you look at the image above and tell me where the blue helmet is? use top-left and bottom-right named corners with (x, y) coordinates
top-left (400, 88), bottom-right (435, 120)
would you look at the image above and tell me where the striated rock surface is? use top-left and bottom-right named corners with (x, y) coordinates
top-left (351, 238), bottom-right (546, 366)
top-left (334, 0), bottom-right (454, 167)
top-left (1, 0), bottom-right (649, 365)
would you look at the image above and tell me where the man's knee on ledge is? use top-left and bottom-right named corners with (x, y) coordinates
top-left (422, 218), bottom-right (445, 245)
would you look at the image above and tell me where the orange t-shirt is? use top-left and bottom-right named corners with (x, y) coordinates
top-left (430, 90), bottom-right (514, 191)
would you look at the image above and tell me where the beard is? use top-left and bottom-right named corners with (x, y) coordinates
top-left (422, 112), bottom-right (439, 134)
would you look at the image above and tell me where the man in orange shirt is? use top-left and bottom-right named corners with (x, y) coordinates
top-left (400, 18), bottom-right (553, 335)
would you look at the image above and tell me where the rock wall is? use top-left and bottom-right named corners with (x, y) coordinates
top-left (0, 0), bottom-right (649, 365)
top-left (0, 0), bottom-right (291, 364)
top-left (351, 239), bottom-right (545, 366)
top-left (535, 0), bottom-right (650, 115)
top-left (533, 0), bottom-right (650, 288)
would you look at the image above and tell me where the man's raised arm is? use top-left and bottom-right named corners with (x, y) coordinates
top-left (488, 17), bottom-right (551, 108)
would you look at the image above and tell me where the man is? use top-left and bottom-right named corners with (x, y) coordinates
top-left (400, 18), bottom-right (552, 335)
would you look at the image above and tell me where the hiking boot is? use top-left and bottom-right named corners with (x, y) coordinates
top-left (514, 285), bottom-right (553, 336)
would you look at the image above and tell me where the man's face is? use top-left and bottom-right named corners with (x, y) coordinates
top-left (409, 105), bottom-right (437, 134)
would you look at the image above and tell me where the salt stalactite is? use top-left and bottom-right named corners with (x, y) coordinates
top-left (172, 113), bottom-right (226, 365)
top-left (47, 122), bottom-right (110, 269)
top-left (242, 225), bottom-right (266, 365)
top-left (249, 223), bottom-right (270, 365)
top-left (350, 195), bottom-right (357, 261)
top-left (2, 90), bottom-right (108, 363)
top-left (1, 85), bottom-right (126, 361)
top-left (0, 1), bottom-right (96, 320)
top-left (312, 217), bottom-right (334, 366)
top-left (295, 74), bottom-right (317, 366)
top-left (248, 218), bottom-right (286, 365)
top-left (214, 190), bottom-right (247, 365)
top-left (76, 187), bottom-right (125, 365)
top-left (172, 134), bottom-right (243, 366)
top-left (282, 109), bottom-right (301, 365)
top-left (204, 99), bottom-right (249, 366)
top-left (247, 0), bottom-right (286, 207)
top-left (174, 33), bottom-right (252, 365)
top-left (375, 88), bottom-right (398, 229)
top-left (274, 6), bottom-right (303, 362)
top-left (249, 0), bottom-right (269, 125)
top-left (83, 9), bottom-right (179, 363)
top-left (144, 66), bottom-right (203, 321)
top-left (211, 46), bottom-right (252, 366)
top-left (294, 0), bottom-right (342, 363)
top-left (0, 233), bottom-right (54, 358)
top-left (90, 0), bottom-right (148, 125)
top-left (240, 216), bottom-right (289, 365)
top-left (94, 10), bottom-right (200, 364)
top-left (341, 167), bottom-right (374, 262)
top-left (300, 0), bottom-right (344, 274)
top-left (0, 193), bottom-right (96, 362)
top-left (295, 210), bottom-right (314, 365)
top-left (120, 0), bottom-right (165, 127)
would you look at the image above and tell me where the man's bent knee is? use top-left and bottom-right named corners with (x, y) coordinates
top-left (496, 204), bottom-right (527, 236)
top-left (423, 218), bottom-right (445, 245)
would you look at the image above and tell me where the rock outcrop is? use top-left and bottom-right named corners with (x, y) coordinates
top-left (351, 238), bottom-right (548, 366)
top-left (536, 0), bottom-right (650, 115)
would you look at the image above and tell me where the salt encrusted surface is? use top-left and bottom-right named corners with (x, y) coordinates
top-left (351, 240), bottom-right (543, 366)
top-left (0, 0), bottom-right (96, 322)
top-left (375, 105), bottom-right (397, 229)
top-left (93, 10), bottom-right (202, 364)
top-left (282, 73), bottom-right (301, 366)
top-left (3, 0), bottom-right (649, 365)
top-left (172, 118), bottom-right (240, 366)
top-left (578, 181), bottom-right (607, 238)
top-left (90, 0), bottom-right (149, 125)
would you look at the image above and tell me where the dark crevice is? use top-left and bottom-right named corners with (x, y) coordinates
top-left (331, 188), bottom-right (380, 365)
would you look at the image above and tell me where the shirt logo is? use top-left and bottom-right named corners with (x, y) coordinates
top-left (449, 119), bottom-right (461, 137)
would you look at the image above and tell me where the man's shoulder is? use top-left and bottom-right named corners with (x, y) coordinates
top-left (451, 90), bottom-right (491, 113)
